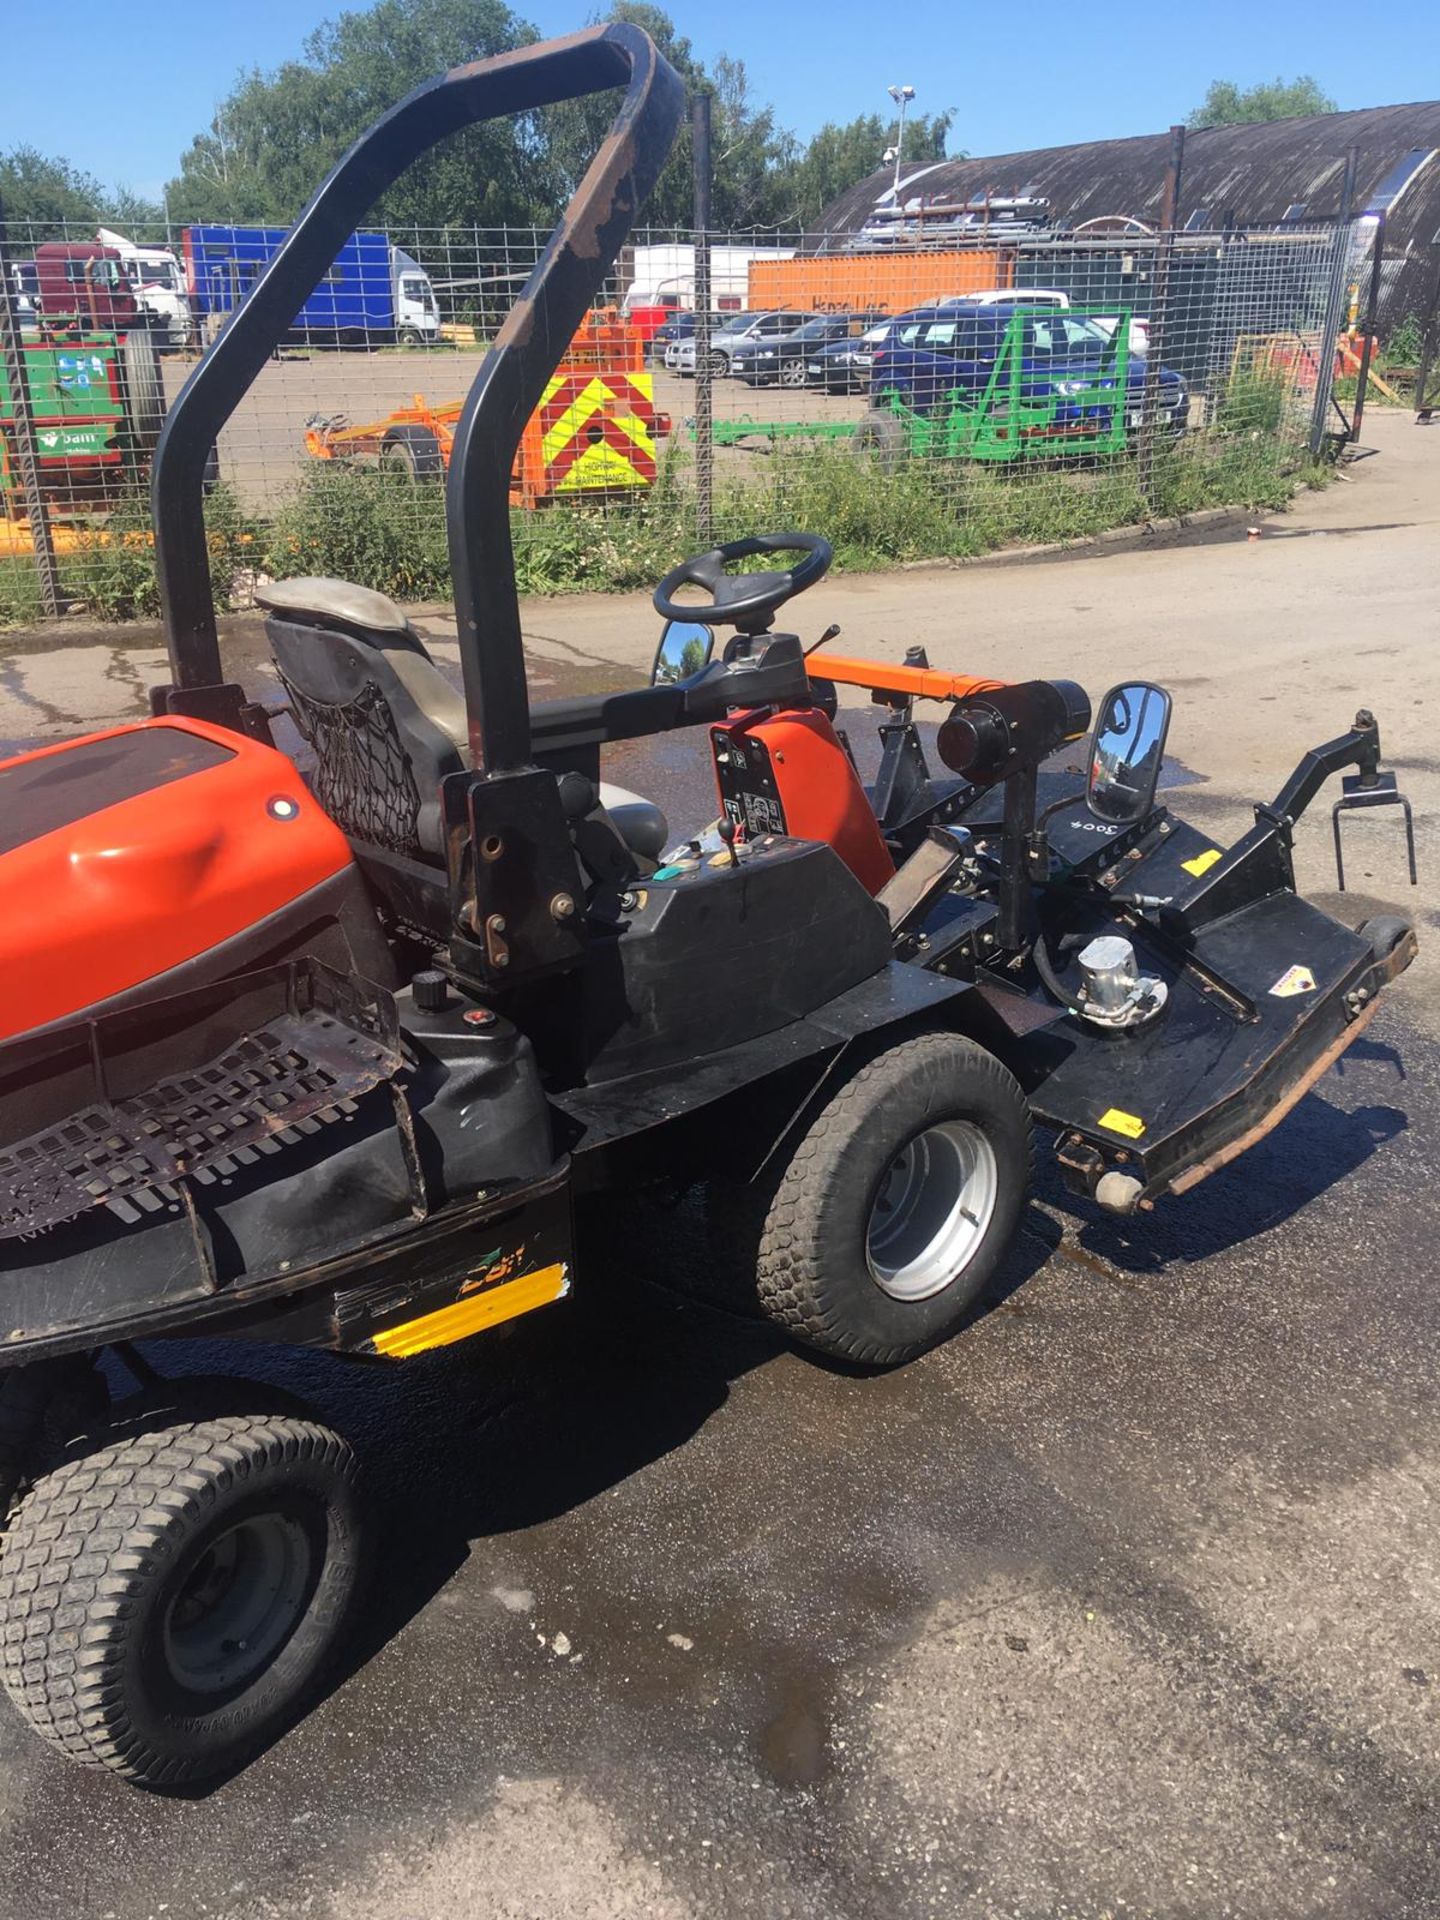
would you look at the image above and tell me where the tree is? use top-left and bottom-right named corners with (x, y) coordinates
top-left (775, 109), bottom-right (954, 228)
top-left (0, 147), bottom-right (108, 233)
top-left (166, 0), bottom-right (546, 229)
top-left (1187, 76), bottom-right (1337, 128)
top-left (160, 0), bottom-right (945, 241)
top-left (0, 148), bottom-right (163, 241)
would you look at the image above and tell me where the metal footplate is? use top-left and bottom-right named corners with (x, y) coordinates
top-left (0, 960), bottom-right (402, 1243)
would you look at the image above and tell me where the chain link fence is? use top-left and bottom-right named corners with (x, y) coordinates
top-left (0, 211), bottom-right (1376, 627)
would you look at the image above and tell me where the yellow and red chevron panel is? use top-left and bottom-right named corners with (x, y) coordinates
top-left (532, 370), bottom-right (660, 500)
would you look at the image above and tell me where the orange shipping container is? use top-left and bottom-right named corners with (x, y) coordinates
top-left (746, 250), bottom-right (1011, 314)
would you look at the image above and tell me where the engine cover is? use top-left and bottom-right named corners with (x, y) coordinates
top-left (0, 717), bottom-right (355, 1039)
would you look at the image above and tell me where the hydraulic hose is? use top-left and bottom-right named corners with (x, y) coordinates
top-left (1031, 929), bottom-right (1089, 1017)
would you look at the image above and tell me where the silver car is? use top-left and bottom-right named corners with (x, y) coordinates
top-left (664, 310), bottom-right (809, 377)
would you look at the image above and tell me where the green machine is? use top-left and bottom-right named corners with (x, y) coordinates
top-left (1, 331), bottom-right (163, 509)
top-left (863, 306), bottom-right (1142, 465)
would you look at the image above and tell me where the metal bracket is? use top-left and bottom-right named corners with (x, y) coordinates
top-left (1331, 770), bottom-right (1418, 892)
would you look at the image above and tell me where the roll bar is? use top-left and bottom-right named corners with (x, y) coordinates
top-left (152, 24), bottom-right (684, 770)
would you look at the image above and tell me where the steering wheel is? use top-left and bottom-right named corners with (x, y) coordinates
top-left (652, 532), bottom-right (832, 632)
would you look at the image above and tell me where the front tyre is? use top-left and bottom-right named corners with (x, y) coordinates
top-left (0, 1398), bottom-right (363, 1787)
top-left (754, 1033), bottom-right (1031, 1366)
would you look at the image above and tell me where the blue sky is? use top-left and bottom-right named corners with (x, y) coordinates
top-left (5, 0), bottom-right (1433, 201)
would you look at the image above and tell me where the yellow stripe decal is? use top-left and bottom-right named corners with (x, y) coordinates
top-left (1098, 1107), bottom-right (1147, 1140)
top-left (370, 1263), bottom-right (569, 1358)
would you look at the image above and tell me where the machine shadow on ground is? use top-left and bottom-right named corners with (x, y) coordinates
top-left (126, 1188), bottom-right (1062, 1795)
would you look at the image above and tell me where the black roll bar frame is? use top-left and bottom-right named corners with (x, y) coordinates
top-left (150, 24), bottom-right (684, 771)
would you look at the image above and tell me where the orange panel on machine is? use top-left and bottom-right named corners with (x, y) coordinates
top-left (0, 717), bottom-right (354, 1039)
top-left (728, 708), bottom-right (895, 896)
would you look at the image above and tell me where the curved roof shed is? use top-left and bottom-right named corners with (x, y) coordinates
top-left (817, 103), bottom-right (1440, 330)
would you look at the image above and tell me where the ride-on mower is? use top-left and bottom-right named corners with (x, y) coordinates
top-left (0, 27), bottom-right (1418, 1790)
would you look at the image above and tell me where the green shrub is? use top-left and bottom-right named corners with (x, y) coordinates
top-left (0, 556), bottom-right (46, 629)
top-left (0, 419), bottom-right (1333, 633)
top-left (1386, 314), bottom-right (1423, 364)
top-left (0, 485), bottom-right (264, 630)
top-left (265, 465), bottom-right (452, 603)
top-left (1216, 365), bottom-right (1293, 437)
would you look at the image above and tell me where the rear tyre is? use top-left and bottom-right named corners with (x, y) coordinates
top-left (120, 330), bottom-right (165, 463)
top-left (0, 1393), bottom-right (363, 1786)
top-left (751, 1033), bottom-right (1031, 1367)
top-left (379, 422), bottom-right (444, 482)
top-left (854, 407), bottom-right (906, 472)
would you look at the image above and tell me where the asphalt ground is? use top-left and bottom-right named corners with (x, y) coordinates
top-left (0, 410), bottom-right (1436, 1919)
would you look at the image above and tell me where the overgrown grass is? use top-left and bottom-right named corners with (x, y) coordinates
top-left (0, 404), bottom-right (1331, 630)
top-left (0, 484), bottom-right (264, 627)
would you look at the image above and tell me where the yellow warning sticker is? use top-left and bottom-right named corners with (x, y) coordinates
top-left (1181, 848), bottom-right (1223, 878)
top-left (1269, 964), bottom-right (1317, 998)
top-left (1098, 1108), bottom-right (1147, 1140)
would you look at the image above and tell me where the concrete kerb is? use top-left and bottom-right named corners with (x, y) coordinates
top-left (899, 505), bottom-right (1251, 572)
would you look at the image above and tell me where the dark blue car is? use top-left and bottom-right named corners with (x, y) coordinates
top-left (869, 305), bottom-right (1188, 436)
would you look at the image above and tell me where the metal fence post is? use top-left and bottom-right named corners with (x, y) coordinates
top-left (1309, 147), bottom-right (1358, 456)
top-left (0, 196), bottom-right (64, 617)
top-left (1350, 206), bottom-right (1387, 444)
top-left (1137, 124), bottom-right (1185, 512)
top-left (1414, 229), bottom-right (1440, 425)
top-left (691, 91), bottom-right (714, 545)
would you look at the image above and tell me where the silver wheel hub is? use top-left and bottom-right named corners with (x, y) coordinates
top-left (866, 1120), bottom-right (999, 1302)
top-left (163, 1513), bottom-right (312, 1695)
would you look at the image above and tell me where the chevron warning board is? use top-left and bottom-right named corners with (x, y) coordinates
top-left (526, 371), bottom-right (660, 503)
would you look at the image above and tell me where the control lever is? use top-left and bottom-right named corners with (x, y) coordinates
top-left (717, 817), bottom-right (740, 868)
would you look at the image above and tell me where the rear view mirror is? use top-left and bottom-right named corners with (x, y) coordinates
top-left (1087, 681), bottom-right (1172, 824)
top-left (652, 619), bottom-right (713, 686)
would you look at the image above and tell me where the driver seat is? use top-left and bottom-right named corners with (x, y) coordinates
top-left (257, 578), bottom-right (669, 864)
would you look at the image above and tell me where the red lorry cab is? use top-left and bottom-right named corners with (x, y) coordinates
top-left (33, 242), bottom-right (145, 333)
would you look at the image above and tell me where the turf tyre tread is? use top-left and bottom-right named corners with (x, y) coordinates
top-left (0, 1403), bottom-right (360, 1785)
top-left (753, 1032), bottom-right (1031, 1367)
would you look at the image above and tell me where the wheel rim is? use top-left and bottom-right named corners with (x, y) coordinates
top-left (780, 361), bottom-right (805, 386)
top-left (162, 1513), bottom-right (314, 1696)
top-left (866, 1121), bottom-right (999, 1302)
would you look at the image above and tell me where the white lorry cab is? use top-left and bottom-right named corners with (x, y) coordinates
top-left (96, 230), bottom-right (193, 349)
top-left (389, 247), bottom-right (441, 344)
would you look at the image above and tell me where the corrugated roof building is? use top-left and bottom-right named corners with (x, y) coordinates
top-left (816, 104), bottom-right (1440, 332)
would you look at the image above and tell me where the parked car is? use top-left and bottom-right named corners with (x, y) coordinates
top-left (730, 311), bottom-right (886, 388)
top-left (806, 317), bottom-right (897, 393)
top-left (868, 305), bottom-right (1187, 436)
top-left (665, 310), bottom-right (809, 376)
top-left (948, 287), bottom-right (1070, 310)
top-left (803, 291), bottom-right (1075, 394)
top-left (1090, 312), bottom-right (1152, 356)
top-left (648, 310), bottom-right (737, 364)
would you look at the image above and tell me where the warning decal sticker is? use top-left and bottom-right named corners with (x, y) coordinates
top-left (1269, 965), bottom-right (1317, 998)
